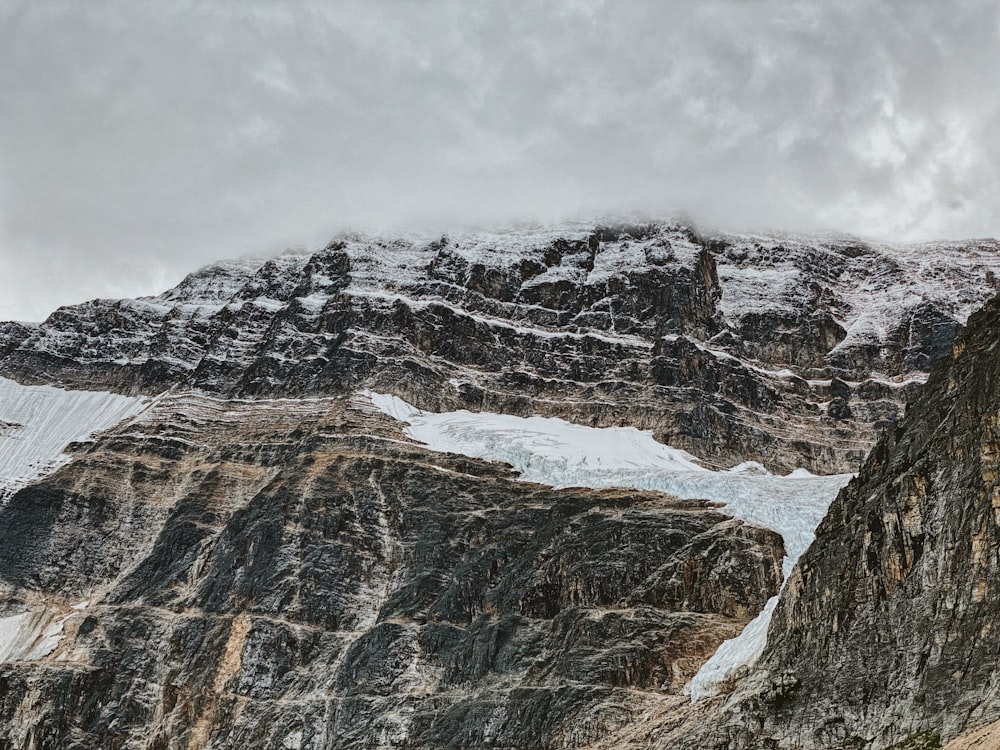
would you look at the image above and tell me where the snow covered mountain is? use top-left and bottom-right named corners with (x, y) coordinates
top-left (0, 220), bottom-right (997, 749)
top-left (2, 221), bottom-right (996, 472)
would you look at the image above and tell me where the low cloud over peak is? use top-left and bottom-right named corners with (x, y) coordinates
top-left (1, 1), bottom-right (998, 320)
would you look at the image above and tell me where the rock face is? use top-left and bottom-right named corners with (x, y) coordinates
top-left (0, 392), bottom-right (783, 749)
top-left (663, 292), bottom-right (1000, 749)
top-left (0, 220), bottom-right (998, 749)
top-left (1, 222), bottom-right (996, 473)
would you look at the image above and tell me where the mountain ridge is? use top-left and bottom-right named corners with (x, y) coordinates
top-left (3, 220), bottom-right (996, 474)
top-left (0, 220), bottom-right (998, 748)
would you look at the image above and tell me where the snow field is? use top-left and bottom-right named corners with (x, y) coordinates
top-left (0, 377), bottom-right (145, 662)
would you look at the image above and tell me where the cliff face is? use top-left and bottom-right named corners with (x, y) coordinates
top-left (667, 292), bottom-right (1000, 749)
top-left (0, 391), bottom-right (783, 749)
top-left (2, 222), bottom-right (995, 474)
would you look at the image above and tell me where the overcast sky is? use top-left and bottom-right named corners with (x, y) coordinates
top-left (1, 1), bottom-right (999, 321)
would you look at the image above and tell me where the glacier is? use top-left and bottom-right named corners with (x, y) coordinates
top-left (364, 390), bottom-right (851, 699)
top-left (0, 376), bottom-right (148, 502)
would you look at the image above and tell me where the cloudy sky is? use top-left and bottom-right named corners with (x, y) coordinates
top-left (1, 1), bottom-right (999, 321)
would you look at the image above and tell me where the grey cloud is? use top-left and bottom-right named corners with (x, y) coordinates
top-left (1, 0), bottom-right (999, 320)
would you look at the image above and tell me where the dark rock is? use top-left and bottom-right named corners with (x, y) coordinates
top-left (3, 222), bottom-right (994, 473)
top-left (0, 394), bottom-right (784, 748)
top-left (671, 293), bottom-right (1000, 748)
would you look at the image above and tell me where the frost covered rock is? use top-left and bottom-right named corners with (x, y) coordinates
top-left (2, 221), bottom-right (995, 474)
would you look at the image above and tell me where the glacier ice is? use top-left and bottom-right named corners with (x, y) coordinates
top-left (0, 376), bottom-right (148, 502)
top-left (364, 390), bottom-right (851, 699)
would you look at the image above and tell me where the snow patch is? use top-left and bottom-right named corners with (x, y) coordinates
top-left (0, 608), bottom-right (80, 662)
top-left (0, 612), bottom-right (37, 661)
top-left (0, 377), bottom-right (148, 502)
top-left (363, 390), bottom-right (851, 699)
top-left (687, 595), bottom-right (780, 698)
top-left (364, 391), bottom-right (707, 477)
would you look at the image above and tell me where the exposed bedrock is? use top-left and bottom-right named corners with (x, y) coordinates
top-left (0, 393), bottom-right (784, 749)
top-left (660, 293), bottom-right (1000, 748)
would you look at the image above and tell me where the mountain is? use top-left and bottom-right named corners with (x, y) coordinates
top-left (0, 220), bottom-right (997, 749)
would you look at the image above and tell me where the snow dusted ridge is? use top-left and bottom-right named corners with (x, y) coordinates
top-left (364, 390), bottom-right (851, 700)
top-left (0, 376), bottom-right (148, 502)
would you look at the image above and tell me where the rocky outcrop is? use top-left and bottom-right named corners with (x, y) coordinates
top-left (0, 392), bottom-right (784, 749)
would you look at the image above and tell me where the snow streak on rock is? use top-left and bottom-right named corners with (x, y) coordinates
top-left (0, 606), bottom-right (86, 663)
top-left (364, 390), bottom-right (851, 699)
top-left (0, 376), bottom-right (148, 502)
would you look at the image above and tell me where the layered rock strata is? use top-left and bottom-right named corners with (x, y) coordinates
top-left (1, 222), bottom-right (995, 473)
top-left (0, 391), bottom-right (783, 749)
top-left (655, 293), bottom-right (1000, 749)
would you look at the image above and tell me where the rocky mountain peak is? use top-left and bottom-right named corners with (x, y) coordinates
top-left (1, 221), bottom-right (996, 474)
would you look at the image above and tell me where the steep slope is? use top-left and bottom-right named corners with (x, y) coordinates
top-left (674, 292), bottom-right (1000, 749)
top-left (364, 390), bottom-right (852, 699)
